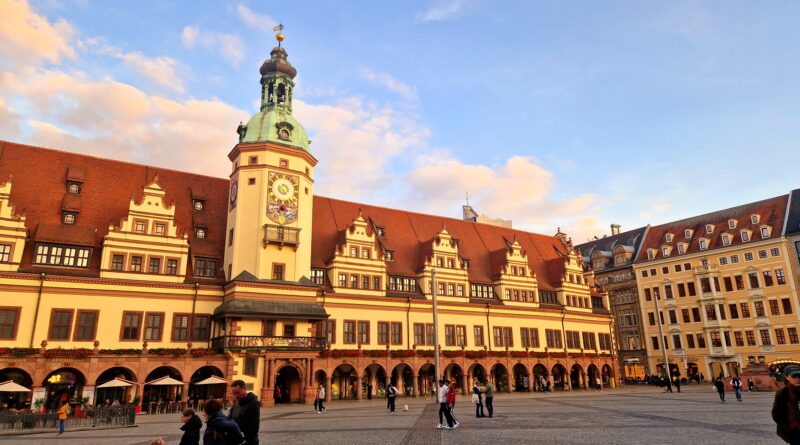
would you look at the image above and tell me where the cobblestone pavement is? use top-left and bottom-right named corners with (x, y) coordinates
top-left (2, 385), bottom-right (780, 445)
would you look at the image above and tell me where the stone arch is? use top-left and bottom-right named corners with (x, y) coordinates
top-left (551, 364), bottom-right (567, 391)
top-left (601, 364), bottom-right (613, 386)
top-left (314, 369), bottom-right (327, 386)
top-left (275, 364), bottom-right (303, 403)
top-left (587, 364), bottom-right (601, 389)
top-left (0, 367), bottom-right (33, 409)
top-left (418, 363), bottom-right (436, 397)
top-left (94, 366), bottom-right (137, 405)
top-left (332, 363), bottom-right (357, 400)
top-left (490, 363), bottom-right (509, 393)
top-left (391, 362), bottom-right (415, 396)
top-left (43, 367), bottom-right (86, 410)
top-left (363, 363), bottom-right (387, 399)
top-left (188, 365), bottom-right (225, 402)
top-left (143, 366), bottom-right (184, 405)
top-left (512, 363), bottom-right (529, 392)
top-left (443, 362), bottom-right (464, 393)
top-left (532, 363), bottom-right (548, 392)
top-left (570, 363), bottom-right (585, 389)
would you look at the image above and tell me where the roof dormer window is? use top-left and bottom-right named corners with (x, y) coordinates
top-left (647, 249), bottom-right (656, 260)
top-left (67, 182), bottom-right (81, 194)
top-left (760, 226), bottom-right (771, 238)
top-left (705, 224), bottom-right (714, 235)
top-left (62, 212), bottom-right (76, 225)
top-left (677, 243), bottom-right (686, 254)
top-left (684, 229), bottom-right (693, 238)
top-left (721, 234), bottom-right (731, 246)
top-left (665, 233), bottom-right (674, 243)
top-left (750, 214), bottom-right (760, 224)
top-left (662, 246), bottom-right (671, 257)
top-left (699, 239), bottom-right (708, 250)
top-left (376, 227), bottom-right (385, 237)
top-left (740, 230), bottom-right (750, 242)
top-left (385, 250), bottom-right (394, 261)
top-left (195, 228), bottom-right (207, 239)
top-left (193, 200), bottom-right (205, 211)
top-left (728, 219), bottom-right (737, 229)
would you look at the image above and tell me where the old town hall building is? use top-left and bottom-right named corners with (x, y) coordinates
top-left (0, 40), bottom-right (616, 411)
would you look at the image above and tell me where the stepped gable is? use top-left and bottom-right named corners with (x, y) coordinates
top-left (635, 194), bottom-right (788, 264)
top-left (312, 196), bottom-right (570, 290)
top-left (0, 140), bottom-right (229, 278)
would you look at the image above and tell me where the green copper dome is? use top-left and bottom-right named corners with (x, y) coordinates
top-left (236, 45), bottom-right (310, 152)
top-left (240, 108), bottom-right (309, 151)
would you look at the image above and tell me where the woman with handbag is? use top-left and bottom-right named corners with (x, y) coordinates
top-left (472, 381), bottom-right (485, 418)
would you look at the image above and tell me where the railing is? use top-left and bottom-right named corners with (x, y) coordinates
top-left (0, 406), bottom-right (135, 432)
top-left (263, 224), bottom-right (300, 247)
top-left (211, 335), bottom-right (326, 351)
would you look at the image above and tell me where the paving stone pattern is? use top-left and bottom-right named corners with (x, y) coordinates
top-left (1, 385), bottom-right (780, 445)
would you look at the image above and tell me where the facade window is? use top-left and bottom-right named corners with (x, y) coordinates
top-left (754, 301), bottom-right (766, 317)
top-left (195, 228), bottom-right (206, 239)
top-left (687, 282), bottom-right (696, 296)
top-left (193, 200), bottom-right (205, 211)
top-left (745, 330), bottom-right (756, 346)
top-left (760, 329), bottom-right (772, 346)
top-left (244, 356), bottom-right (257, 377)
top-left (144, 313), bottom-right (164, 341)
top-left (740, 302), bottom-right (751, 318)
top-left (730, 255), bottom-right (740, 264)
top-left (734, 331), bottom-right (744, 347)
top-left (758, 249), bottom-right (768, 260)
top-left (0, 244), bottom-right (10, 263)
top-left (651, 336), bottom-right (659, 350)
top-left (734, 275), bottom-right (744, 290)
top-left (172, 315), bottom-right (189, 340)
top-left (744, 252), bottom-right (754, 261)
top-left (0, 308), bottom-right (20, 339)
top-left (324, 320), bottom-right (336, 344)
top-left (34, 244), bottom-right (91, 268)
top-left (729, 303), bottom-right (739, 319)
top-left (166, 259), bottom-right (178, 275)
top-left (751, 214), bottom-right (760, 224)
top-left (148, 257), bottom-right (161, 274)
top-left (684, 229), bottom-right (692, 238)
top-left (351, 275), bottom-right (359, 288)
top-left (782, 298), bottom-right (793, 315)
top-left (777, 269), bottom-right (786, 285)
top-left (472, 284), bottom-right (494, 299)
top-left (474, 326), bottom-right (484, 347)
top-left (373, 276), bottom-right (381, 290)
top-left (153, 223), bottom-right (166, 236)
top-left (769, 300), bottom-right (780, 316)
top-left (311, 269), bottom-right (325, 285)
top-left (776, 328), bottom-right (786, 345)
top-left (121, 312), bottom-right (142, 340)
top-left (111, 254), bottom-right (124, 270)
top-left (357, 321), bottom-right (370, 344)
top-left (388, 276), bottom-right (418, 292)
top-left (789, 327), bottom-right (799, 344)
top-left (73, 310), bottom-right (98, 341)
top-left (194, 258), bottom-right (217, 278)
top-left (362, 248), bottom-right (370, 259)
top-left (339, 273), bottom-right (347, 287)
top-left (741, 231), bottom-right (750, 242)
top-left (191, 315), bottom-right (210, 341)
top-left (566, 330), bottom-right (580, 349)
top-left (130, 256), bottom-right (143, 272)
top-left (672, 334), bottom-right (682, 349)
top-left (681, 308), bottom-right (690, 323)
top-left (378, 322), bottom-right (390, 345)
top-left (391, 322), bottom-right (402, 345)
top-left (342, 321), bottom-right (357, 344)
top-left (271, 264), bottom-right (285, 281)
top-left (457, 285), bottom-right (464, 296)
top-left (719, 257), bottom-right (728, 265)
top-left (705, 224), bottom-right (714, 234)
top-left (48, 309), bottom-right (73, 340)
top-left (763, 271), bottom-right (774, 287)
top-left (134, 220), bottom-right (147, 233)
top-left (699, 239), bottom-right (707, 250)
top-left (448, 258), bottom-right (455, 268)
top-left (771, 247), bottom-right (781, 257)
top-left (662, 247), bottom-right (670, 257)
top-left (748, 272), bottom-right (760, 289)
top-left (62, 213), bottom-right (76, 225)
top-left (67, 182), bottom-right (80, 194)
top-left (263, 321), bottom-right (276, 337)
top-left (722, 234), bottom-right (731, 246)
top-left (728, 220), bottom-right (737, 229)
top-left (686, 334), bottom-right (696, 349)
top-left (545, 329), bottom-right (563, 349)
top-left (696, 333), bottom-right (706, 348)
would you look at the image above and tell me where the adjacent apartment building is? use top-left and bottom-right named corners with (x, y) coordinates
top-left (633, 195), bottom-right (800, 380)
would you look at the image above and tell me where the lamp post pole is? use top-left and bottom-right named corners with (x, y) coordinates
top-left (652, 292), bottom-right (673, 387)
top-left (432, 268), bottom-right (441, 385)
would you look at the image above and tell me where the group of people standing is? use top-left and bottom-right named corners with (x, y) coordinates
top-left (471, 379), bottom-right (495, 419)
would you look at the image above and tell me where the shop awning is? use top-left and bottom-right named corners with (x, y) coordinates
top-left (0, 380), bottom-right (31, 393)
top-left (96, 378), bottom-right (135, 389)
top-left (193, 376), bottom-right (228, 386)
top-left (145, 376), bottom-right (184, 386)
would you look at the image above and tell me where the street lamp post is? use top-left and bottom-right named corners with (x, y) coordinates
top-left (652, 292), bottom-right (673, 388)
top-left (432, 268), bottom-right (441, 385)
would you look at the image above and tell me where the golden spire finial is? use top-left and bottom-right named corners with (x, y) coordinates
top-left (273, 23), bottom-right (285, 46)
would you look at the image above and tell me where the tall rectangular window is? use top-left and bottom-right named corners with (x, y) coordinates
top-left (729, 304), bottom-right (739, 319)
top-left (474, 326), bottom-right (484, 347)
top-left (782, 298), bottom-right (793, 315)
top-left (760, 329), bottom-right (772, 346)
top-left (272, 264), bottom-right (284, 280)
top-left (503, 327), bottom-right (513, 347)
top-left (777, 269), bottom-right (786, 285)
top-left (763, 271), bottom-right (774, 287)
top-left (0, 244), bottom-right (10, 263)
top-left (325, 320), bottom-right (336, 344)
top-left (121, 312), bottom-right (142, 340)
top-left (425, 324), bottom-right (434, 346)
top-left (172, 314), bottom-right (189, 340)
top-left (776, 328), bottom-right (786, 345)
top-left (344, 321), bottom-right (356, 344)
top-left (664, 285), bottom-right (673, 299)
top-left (131, 256), bottom-right (143, 272)
top-left (672, 334), bottom-right (682, 349)
top-left (111, 254), bottom-right (124, 271)
top-left (263, 321), bottom-right (276, 337)
top-left (166, 259), bottom-right (178, 275)
top-left (687, 282), bottom-right (696, 296)
top-left (144, 313), bottom-right (164, 341)
top-left (745, 330), bottom-right (756, 346)
top-left (148, 257), bottom-right (161, 274)
top-left (358, 321), bottom-right (370, 344)
top-left (740, 303), bottom-right (751, 318)
top-left (378, 322), bottom-right (389, 345)
top-left (493, 327), bottom-right (503, 347)
top-left (311, 269), bottom-right (325, 285)
top-left (191, 315), bottom-right (210, 341)
top-left (48, 309), bottom-right (73, 340)
top-left (339, 274), bottom-right (347, 287)
top-left (455, 325), bottom-right (466, 347)
top-left (414, 323), bottom-right (424, 346)
top-left (769, 300), bottom-right (780, 316)
top-left (73, 310), bottom-right (98, 341)
top-left (734, 331), bottom-right (744, 347)
top-left (748, 272), bottom-right (760, 289)
top-left (788, 327), bottom-right (799, 344)
top-left (677, 283), bottom-right (686, 297)
top-left (696, 333), bottom-right (706, 348)
top-left (520, 328), bottom-right (530, 348)
top-left (0, 308), bottom-right (20, 339)
top-left (692, 307), bottom-right (701, 322)
top-left (723, 277), bottom-right (733, 292)
top-left (686, 334), bottom-right (696, 349)
top-left (754, 301), bottom-right (766, 318)
top-left (391, 322), bottom-right (402, 345)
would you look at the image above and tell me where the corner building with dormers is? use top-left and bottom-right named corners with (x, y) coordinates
top-left (0, 42), bottom-right (616, 411)
top-left (633, 195), bottom-right (800, 381)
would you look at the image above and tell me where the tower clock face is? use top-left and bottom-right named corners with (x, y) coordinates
top-left (230, 181), bottom-right (238, 210)
top-left (267, 172), bottom-right (299, 225)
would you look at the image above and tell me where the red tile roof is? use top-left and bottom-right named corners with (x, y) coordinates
top-left (635, 194), bottom-right (789, 264)
top-left (1, 140), bottom-right (573, 289)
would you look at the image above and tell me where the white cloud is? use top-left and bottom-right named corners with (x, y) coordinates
top-left (84, 39), bottom-right (186, 93)
top-left (181, 25), bottom-right (245, 66)
top-left (417, 0), bottom-right (464, 23)
top-left (360, 69), bottom-right (417, 100)
top-left (0, 0), bottom-right (75, 69)
top-left (236, 3), bottom-right (277, 32)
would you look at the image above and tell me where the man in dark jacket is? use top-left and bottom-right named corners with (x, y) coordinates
top-left (179, 408), bottom-right (202, 445)
top-left (203, 399), bottom-right (245, 445)
top-left (230, 380), bottom-right (260, 445)
top-left (772, 365), bottom-right (800, 444)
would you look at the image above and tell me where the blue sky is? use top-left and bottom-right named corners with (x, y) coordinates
top-left (1, 0), bottom-right (799, 241)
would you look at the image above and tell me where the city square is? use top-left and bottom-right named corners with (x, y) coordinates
top-left (3, 386), bottom-right (781, 445)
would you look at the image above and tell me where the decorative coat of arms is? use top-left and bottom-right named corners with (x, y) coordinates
top-left (267, 171), bottom-right (299, 224)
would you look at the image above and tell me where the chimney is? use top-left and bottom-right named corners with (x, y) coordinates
top-left (610, 224), bottom-right (621, 236)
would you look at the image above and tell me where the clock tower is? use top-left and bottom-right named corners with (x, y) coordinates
top-left (224, 34), bottom-right (316, 282)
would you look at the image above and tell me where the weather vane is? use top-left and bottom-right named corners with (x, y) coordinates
top-left (274, 23), bottom-right (285, 47)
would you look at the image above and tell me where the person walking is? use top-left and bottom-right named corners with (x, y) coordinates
top-left (229, 380), bottom-right (260, 445)
top-left (731, 375), bottom-right (743, 402)
top-left (386, 382), bottom-right (398, 414)
top-left (56, 400), bottom-right (69, 436)
top-left (367, 383), bottom-right (373, 400)
top-left (748, 378), bottom-right (755, 392)
top-left (772, 365), bottom-right (800, 444)
top-left (436, 380), bottom-right (456, 429)
top-left (714, 377), bottom-right (726, 402)
top-left (446, 380), bottom-right (458, 425)
top-left (274, 385), bottom-right (281, 405)
top-left (203, 399), bottom-right (245, 445)
top-left (179, 408), bottom-right (202, 445)
top-left (484, 379), bottom-right (494, 418)
top-left (316, 384), bottom-right (326, 413)
top-left (472, 381), bottom-right (485, 418)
